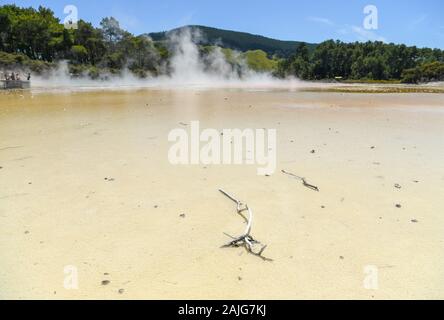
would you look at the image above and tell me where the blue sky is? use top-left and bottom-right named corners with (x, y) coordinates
top-left (4, 0), bottom-right (444, 48)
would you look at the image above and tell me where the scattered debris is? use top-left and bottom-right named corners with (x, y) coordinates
top-left (118, 289), bottom-right (125, 294)
top-left (101, 280), bottom-right (110, 286)
top-left (179, 122), bottom-right (188, 126)
top-left (104, 177), bottom-right (115, 182)
top-left (219, 189), bottom-right (272, 261)
top-left (281, 170), bottom-right (319, 192)
top-left (394, 184), bottom-right (402, 189)
top-left (180, 213), bottom-right (186, 218)
top-left (395, 204), bottom-right (402, 208)
top-left (310, 150), bottom-right (316, 154)
top-left (339, 256), bottom-right (344, 260)
top-left (411, 219), bottom-right (419, 223)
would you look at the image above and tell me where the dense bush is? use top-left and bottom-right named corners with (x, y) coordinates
top-left (401, 62), bottom-right (444, 83)
top-left (0, 51), bottom-right (53, 73)
top-left (0, 4), bottom-right (167, 78)
top-left (276, 41), bottom-right (444, 81)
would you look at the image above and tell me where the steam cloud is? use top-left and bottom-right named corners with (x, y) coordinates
top-left (32, 27), bottom-right (307, 92)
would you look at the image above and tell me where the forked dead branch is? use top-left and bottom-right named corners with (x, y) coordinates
top-left (219, 189), bottom-right (272, 261)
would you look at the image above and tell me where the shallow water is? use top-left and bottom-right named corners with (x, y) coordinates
top-left (1, 88), bottom-right (444, 299)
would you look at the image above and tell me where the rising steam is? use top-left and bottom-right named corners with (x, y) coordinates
top-left (32, 27), bottom-right (307, 92)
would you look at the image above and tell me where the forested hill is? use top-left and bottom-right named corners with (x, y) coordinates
top-left (149, 25), bottom-right (317, 58)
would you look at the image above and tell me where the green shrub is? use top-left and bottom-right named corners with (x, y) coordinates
top-left (401, 61), bottom-right (444, 83)
top-left (242, 50), bottom-right (277, 72)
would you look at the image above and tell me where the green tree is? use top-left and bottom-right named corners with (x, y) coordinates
top-left (0, 11), bottom-right (11, 51)
top-left (71, 45), bottom-right (88, 64)
top-left (100, 17), bottom-right (124, 45)
top-left (73, 20), bottom-right (106, 65)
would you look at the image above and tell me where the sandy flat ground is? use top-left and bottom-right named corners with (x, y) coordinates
top-left (1, 88), bottom-right (444, 299)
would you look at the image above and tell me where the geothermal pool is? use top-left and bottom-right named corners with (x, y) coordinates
top-left (1, 88), bottom-right (444, 299)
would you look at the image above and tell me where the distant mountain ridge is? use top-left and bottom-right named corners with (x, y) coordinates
top-left (148, 25), bottom-right (316, 57)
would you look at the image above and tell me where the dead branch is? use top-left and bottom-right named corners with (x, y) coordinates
top-left (281, 170), bottom-right (319, 192)
top-left (219, 189), bottom-right (272, 261)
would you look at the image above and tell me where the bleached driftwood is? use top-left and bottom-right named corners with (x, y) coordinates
top-left (219, 189), bottom-right (272, 261)
top-left (281, 170), bottom-right (320, 192)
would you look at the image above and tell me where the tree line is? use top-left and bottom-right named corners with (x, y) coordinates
top-left (275, 41), bottom-right (444, 83)
top-left (1, 4), bottom-right (443, 83)
top-left (0, 5), bottom-right (168, 78)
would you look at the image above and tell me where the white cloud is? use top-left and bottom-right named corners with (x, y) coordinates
top-left (306, 16), bottom-right (388, 43)
top-left (307, 16), bottom-right (335, 26)
top-left (411, 14), bottom-right (427, 27)
top-left (110, 7), bottom-right (140, 30)
top-left (350, 26), bottom-right (387, 42)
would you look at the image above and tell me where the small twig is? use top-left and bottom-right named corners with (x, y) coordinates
top-left (281, 170), bottom-right (320, 192)
top-left (219, 189), bottom-right (272, 261)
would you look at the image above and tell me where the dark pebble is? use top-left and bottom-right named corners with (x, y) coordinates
top-left (101, 280), bottom-right (110, 286)
top-left (396, 204), bottom-right (402, 208)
